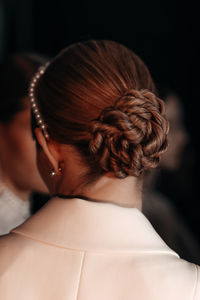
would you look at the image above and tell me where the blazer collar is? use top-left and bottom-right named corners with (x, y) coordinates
top-left (12, 197), bottom-right (179, 256)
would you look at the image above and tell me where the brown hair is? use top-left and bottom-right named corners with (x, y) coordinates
top-left (35, 40), bottom-right (169, 181)
top-left (0, 53), bottom-right (47, 123)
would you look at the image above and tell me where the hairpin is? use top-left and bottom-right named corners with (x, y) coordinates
top-left (29, 62), bottom-right (50, 139)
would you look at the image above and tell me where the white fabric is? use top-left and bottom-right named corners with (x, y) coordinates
top-left (0, 197), bottom-right (199, 299)
top-left (0, 181), bottom-right (31, 235)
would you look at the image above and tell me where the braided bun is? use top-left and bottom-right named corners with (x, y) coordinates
top-left (89, 89), bottom-right (169, 178)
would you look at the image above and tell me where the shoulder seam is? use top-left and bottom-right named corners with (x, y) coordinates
top-left (75, 251), bottom-right (86, 300)
top-left (192, 265), bottom-right (199, 300)
top-left (10, 231), bottom-right (179, 255)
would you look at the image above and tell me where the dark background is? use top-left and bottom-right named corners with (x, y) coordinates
top-left (0, 0), bottom-right (199, 238)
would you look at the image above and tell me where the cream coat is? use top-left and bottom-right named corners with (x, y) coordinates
top-left (0, 197), bottom-right (199, 300)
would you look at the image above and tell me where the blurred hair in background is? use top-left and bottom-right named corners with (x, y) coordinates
top-left (0, 53), bottom-right (46, 122)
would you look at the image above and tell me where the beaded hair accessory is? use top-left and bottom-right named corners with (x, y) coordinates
top-left (29, 62), bottom-right (50, 139)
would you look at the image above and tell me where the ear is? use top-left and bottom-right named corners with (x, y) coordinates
top-left (35, 128), bottom-right (61, 174)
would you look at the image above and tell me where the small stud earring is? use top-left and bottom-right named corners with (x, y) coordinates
top-left (49, 167), bottom-right (62, 177)
top-left (50, 169), bottom-right (56, 177)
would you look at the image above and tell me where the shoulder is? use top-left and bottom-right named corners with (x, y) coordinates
top-left (0, 232), bottom-right (200, 299)
top-left (0, 231), bottom-right (41, 277)
top-left (0, 233), bottom-right (22, 280)
top-left (69, 251), bottom-right (200, 300)
top-left (0, 232), bottom-right (26, 268)
top-left (145, 255), bottom-right (200, 299)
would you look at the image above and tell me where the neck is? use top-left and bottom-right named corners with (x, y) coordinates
top-left (1, 172), bottom-right (31, 202)
top-left (57, 173), bottom-right (142, 210)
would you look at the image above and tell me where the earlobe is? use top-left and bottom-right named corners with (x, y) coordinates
top-left (35, 128), bottom-right (61, 174)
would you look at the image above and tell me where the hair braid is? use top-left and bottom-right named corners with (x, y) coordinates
top-left (89, 89), bottom-right (169, 178)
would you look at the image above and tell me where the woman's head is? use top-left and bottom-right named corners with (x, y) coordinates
top-left (32, 40), bottom-right (169, 192)
top-left (0, 53), bottom-right (48, 194)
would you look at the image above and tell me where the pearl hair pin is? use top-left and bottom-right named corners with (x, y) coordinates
top-left (29, 62), bottom-right (50, 139)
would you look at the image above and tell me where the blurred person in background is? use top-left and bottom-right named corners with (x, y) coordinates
top-left (142, 88), bottom-right (200, 264)
top-left (159, 90), bottom-right (188, 170)
top-left (0, 53), bottom-right (49, 235)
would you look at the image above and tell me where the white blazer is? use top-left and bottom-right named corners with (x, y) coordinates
top-left (0, 197), bottom-right (199, 300)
